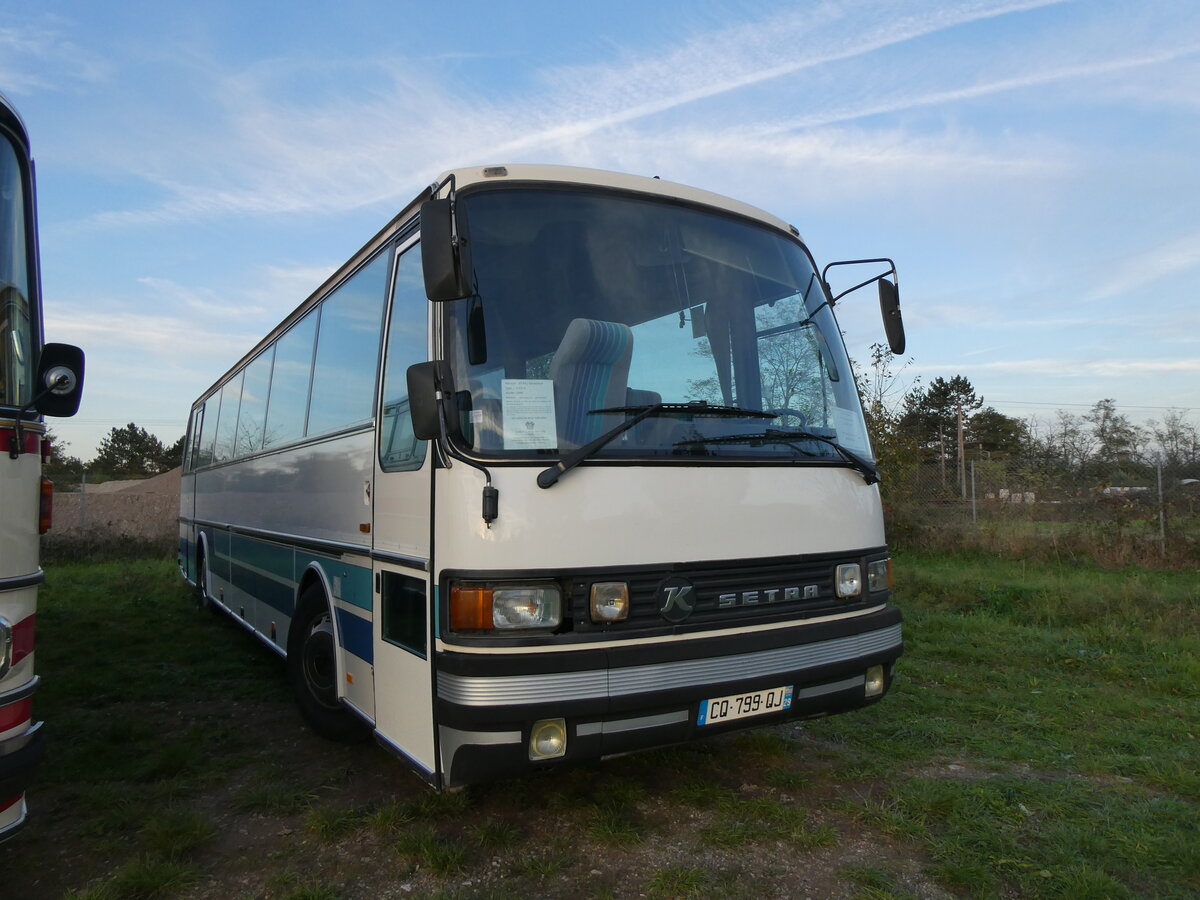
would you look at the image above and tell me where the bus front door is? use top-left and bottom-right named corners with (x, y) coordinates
top-left (370, 451), bottom-right (437, 780)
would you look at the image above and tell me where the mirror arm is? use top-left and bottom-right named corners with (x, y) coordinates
top-left (821, 258), bottom-right (898, 305)
top-left (8, 373), bottom-right (70, 459)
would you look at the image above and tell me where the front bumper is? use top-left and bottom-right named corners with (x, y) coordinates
top-left (435, 604), bottom-right (902, 786)
top-left (0, 720), bottom-right (46, 842)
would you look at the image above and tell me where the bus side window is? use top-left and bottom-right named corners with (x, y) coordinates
top-left (263, 309), bottom-right (318, 448)
top-left (379, 245), bottom-right (428, 472)
top-left (307, 251), bottom-right (389, 437)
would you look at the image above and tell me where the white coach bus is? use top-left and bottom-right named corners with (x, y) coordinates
top-left (179, 165), bottom-right (906, 788)
top-left (0, 92), bottom-right (84, 839)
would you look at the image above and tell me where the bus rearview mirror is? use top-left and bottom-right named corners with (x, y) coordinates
top-left (34, 342), bottom-right (85, 418)
top-left (420, 199), bottom-right (473, 302)
top-left (406, 360), bottom-right (446, 441)
top-left (878, 279), bottom-right (905, 356)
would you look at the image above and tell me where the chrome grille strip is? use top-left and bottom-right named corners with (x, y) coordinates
top-left (437, 624), bottom-right (901, 707)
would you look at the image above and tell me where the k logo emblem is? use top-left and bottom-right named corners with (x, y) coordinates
top-left (657, 576), bottom-right (696, 624)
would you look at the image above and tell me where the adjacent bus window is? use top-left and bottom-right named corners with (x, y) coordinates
top-left (307, 252), bottom-right (390, 436)
top-left (379, 245), bottom-right (427, 471)
top-left (263, 309), bottom-right (318, 448)
top-left (235, 348), bottom-right (273, 456)
top-left (0, 134), bottom-right (32, 408)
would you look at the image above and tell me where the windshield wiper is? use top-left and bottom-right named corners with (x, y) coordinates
top-left (537, 401), bottom-right (775, 488)
top-left (676, 429), bottom-right (880, 485)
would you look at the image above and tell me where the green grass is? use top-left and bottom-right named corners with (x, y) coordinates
top-left (7, 554), bottom-right (1197, 899)
top-left (805, 550), bottom-right (1200, 897)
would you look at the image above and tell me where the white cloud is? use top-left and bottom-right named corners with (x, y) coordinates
top-left (1086, 231), bottom-right (1200, 301)
top-left (0, 18), bottom-right (110, 94)
top-left (66, 0), bottom-right (1087, 227)
top-left (923, 357), bottom-right (1200, 377)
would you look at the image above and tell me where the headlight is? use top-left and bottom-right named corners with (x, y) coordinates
top-left (867, 559), bottom-right (892, 592)
top-left (835, 563), bottom-right (862, 599)
top-left (450, 583), bottom-right (562, 631)
top-left (589, 582), bottom-right (629, 622)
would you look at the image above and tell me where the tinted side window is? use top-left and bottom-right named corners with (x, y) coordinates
top-left (212, 371), bottom-right (244, 463)
top-left (307, 252), bottom-right (390, 436)
top-left (379, 244), bottom-right (428, 471)
top-left (263, 308), bottom-right (318, 448)
top-left (235, 347), bottom-right (273, 456)
top-left (185, 405), bottom-right (203, 471)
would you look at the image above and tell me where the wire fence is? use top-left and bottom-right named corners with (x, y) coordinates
top-left (883, 458), bottom-right (1199, 567)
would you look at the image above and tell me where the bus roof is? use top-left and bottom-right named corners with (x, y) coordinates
top-left (436, 165), bottom-right (799, 238)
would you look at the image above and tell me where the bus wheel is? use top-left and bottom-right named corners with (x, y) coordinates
top-left (288, 585), bottom-right (370, 743)
top-left (195, 551), bottom-right (212, 611)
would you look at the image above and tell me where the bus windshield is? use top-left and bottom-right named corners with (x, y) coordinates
top-left (0, 132), bottom-right (33, 409)
top-left (441, 187), bottom-right (872, 464)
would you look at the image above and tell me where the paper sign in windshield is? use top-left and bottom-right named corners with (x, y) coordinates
top-left (502, 379), bottom-right (557, 450)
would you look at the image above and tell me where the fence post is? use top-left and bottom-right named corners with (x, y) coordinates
top-left (971, 460), bottom-right (977, 525)
top-left (1158, 463), bottom-right (1166, 559)
top-left (80, 468), bottom-right (87, 531)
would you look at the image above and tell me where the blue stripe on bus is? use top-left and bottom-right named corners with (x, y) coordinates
top-left (336, 608), bottom-right (374, 664)
top-left (294, 552), bottom-right (374, 613)
top-left (230, 534), bottom-right (297, 614)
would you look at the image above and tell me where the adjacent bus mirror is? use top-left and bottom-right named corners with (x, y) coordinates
top-left (406, 360), bottom-right (448, 441)
top-left (34, 342), bottom-right (85, 418)
top-left (878, 279), bottom-right (905, 355)
top-left (420, 198), bottom-right (473, 302)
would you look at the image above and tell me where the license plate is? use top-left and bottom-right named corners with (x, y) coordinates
top-left (697, 685), bottom-right (793, 726)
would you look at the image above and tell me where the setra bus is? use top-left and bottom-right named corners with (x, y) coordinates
top-left (179, 164), bottom-right (906, 788)
top-left (0, 92), bottom-right (85, 839)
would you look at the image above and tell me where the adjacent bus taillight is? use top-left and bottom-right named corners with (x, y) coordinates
top-left (0, 614), bottom-right (35, 680)
top-left (0, 696), bottom-right (33, 734)
top-left (38, 478), bottom-right (53, 535)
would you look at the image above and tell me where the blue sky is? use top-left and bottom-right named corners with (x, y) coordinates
top-left (3, 0), bottom-right (1197, 459)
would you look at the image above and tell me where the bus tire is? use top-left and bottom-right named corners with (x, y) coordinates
top-left (195, 549), bottom-right (212, 611)
top-left (288, 584), bottom-right (370, 743)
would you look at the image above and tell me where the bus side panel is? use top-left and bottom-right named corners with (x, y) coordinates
top-left (190, 432), bottom-right (377, 707)
top-left (0, 429), bottom-right (46, 841)
top-left (192, 430), bottom-right (375, 550)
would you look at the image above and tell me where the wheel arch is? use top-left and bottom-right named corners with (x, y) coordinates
top-left (288, 562), bottom-right (339, 661)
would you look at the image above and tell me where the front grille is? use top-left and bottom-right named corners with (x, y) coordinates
top-left (568, 548), bottom-right (887, 634)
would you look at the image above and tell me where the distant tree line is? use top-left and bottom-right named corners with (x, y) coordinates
top-left (44, 423), bottom-right (184, 484)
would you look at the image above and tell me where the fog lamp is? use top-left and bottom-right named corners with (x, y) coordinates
top-left (835, 563), bottom-right (862, 599)
top-left (864, 665), bottom-right (886, 697)
top-left (529, 718), bottom-right (567, 760)
top-left (867, 559), bottom-right (892, 593)
top-left (590, 582), bottom-right (629, 622)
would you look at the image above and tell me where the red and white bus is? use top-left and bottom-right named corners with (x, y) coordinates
top-left (0, 92), bottom-right (84, 841)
